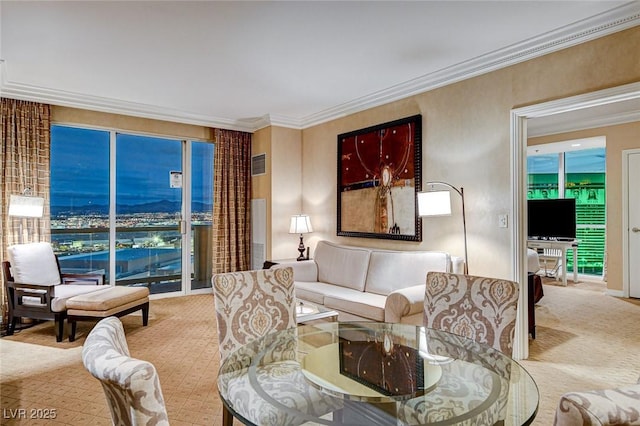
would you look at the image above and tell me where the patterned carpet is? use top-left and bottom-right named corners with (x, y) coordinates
top-left (0, 295), bottom-right (224, 425)
top-left (1, 279), bottom-right (639, 425)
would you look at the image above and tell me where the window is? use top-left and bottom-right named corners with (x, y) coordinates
top-left (565, 148), bottom-right (606, 275)
top-left (527, 144), bottom-right (606, 276)
top-left (50, 126), bottom-right (110, 277)
top-left (50, 124), bottom-right (214, 294)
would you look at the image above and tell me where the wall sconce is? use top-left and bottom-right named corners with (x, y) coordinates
top-left (289, 214), bottom-right (312, 261)
top-left (418, 182), bottom-right (468, 274)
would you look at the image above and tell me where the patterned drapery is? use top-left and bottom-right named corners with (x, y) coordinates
top-left (1, 98), bottom-right (51, 324)
top-left (212, 128), bottom-right (252, 273)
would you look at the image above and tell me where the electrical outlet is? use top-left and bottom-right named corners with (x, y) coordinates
top-left (498, 214), bottom-right (508, 228)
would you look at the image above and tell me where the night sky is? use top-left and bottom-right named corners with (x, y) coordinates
top-left (51, 125), bottom-right (214, 211)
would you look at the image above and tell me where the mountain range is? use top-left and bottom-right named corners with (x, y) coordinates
top-left (51, 200), bottom-right (213, 216)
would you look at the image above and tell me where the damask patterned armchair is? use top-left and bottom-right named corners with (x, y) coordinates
top-left (400, 272), bottom-right (520, 425)
top-left (212, 267), bottom-right (339, 425)
top-left (423, 272), bottom-right (520, 355)
top-left (554, 376), bottom-right (640, 425)
top-left (82, 316), bottom-right (168, 426)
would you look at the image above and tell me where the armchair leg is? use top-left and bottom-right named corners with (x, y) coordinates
top-left (55, 313), bottom-right (65, 342)
top-left (6, 316), bottom-right (16, 336)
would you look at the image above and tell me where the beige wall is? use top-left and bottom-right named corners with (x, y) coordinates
top-left (252, 127), bottom-right (273, 259)
top-left (529, 121), bottom-right (640, 291)
top-left (52, 106), bottom-right (213, 140)
top-left (281, 26), bottom-right (640, 280)
top-left (252, 126), bottom-right (303, 260)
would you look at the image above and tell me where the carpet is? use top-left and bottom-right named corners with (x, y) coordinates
top-left (521, 278), bottom-right (640, 425)
top-left (1, 280), bottom-right (639, 425)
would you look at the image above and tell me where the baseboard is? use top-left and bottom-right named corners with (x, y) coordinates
top-left (606, 289), bottom-right (625, 298)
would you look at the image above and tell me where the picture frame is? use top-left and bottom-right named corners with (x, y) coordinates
top-left (337, 114), bottom-right (422, 241)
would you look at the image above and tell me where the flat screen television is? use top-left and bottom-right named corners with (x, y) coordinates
top-left (527, 198), bottom-right (576, 240)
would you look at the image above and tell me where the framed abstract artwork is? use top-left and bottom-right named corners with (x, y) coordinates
top-left (337, 114), bottom-right (422, 241)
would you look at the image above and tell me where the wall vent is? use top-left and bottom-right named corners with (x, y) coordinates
top-left (252, 153), bottom-right (266, 176)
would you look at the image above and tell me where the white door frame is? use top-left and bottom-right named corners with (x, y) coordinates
top-left (622, 148), bottom-right (640, 298)
top-left (510, 81), bottom-right (640, 360)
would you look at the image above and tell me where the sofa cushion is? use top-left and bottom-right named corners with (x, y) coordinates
top-left (314, 241), bottom-right (371, 291)
top-left (8, 242), bottom-right (61, 286)
top-left (323, 290), bottom-right (386, 322)
top-left (294, 281), bottom-right (327, 305)
top-left (365, 250), bottom-right (451, 296)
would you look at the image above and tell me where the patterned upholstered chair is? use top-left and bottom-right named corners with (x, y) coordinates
top-left (398, 272), bottom-right (521, 425)
top-left (82, 317), bottom-right (169, 426)
top-left (398, 327), bottom-right (515, 425)
top-left (212, 267), bottom-right (339, 425)
top-left (554, 377), bottom-right (640, 425)
top-left (423, 272), bottom-right (520, 355)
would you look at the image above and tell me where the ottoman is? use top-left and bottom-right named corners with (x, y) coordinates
top-left (66, 286), bottom-right (150, 342)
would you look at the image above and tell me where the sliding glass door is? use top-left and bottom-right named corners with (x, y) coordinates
top-left (51, 125), bottom-right (214, 295)
top-left (190, 141), bottom-right (214, 291)
top-left (115, 134), bottom-right (183, 294)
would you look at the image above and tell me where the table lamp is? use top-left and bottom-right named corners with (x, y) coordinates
top-left (289, 214), bottom-right (312, 261)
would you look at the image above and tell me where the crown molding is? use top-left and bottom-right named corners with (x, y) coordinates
top-left (298, 1), bottom-right (640, 129)
top-left (1, 2), bottom-right (638, 132)
top-left (0, 78), bottom-right (259, 133)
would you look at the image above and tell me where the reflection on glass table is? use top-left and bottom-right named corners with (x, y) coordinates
top-left (217, 322), bottom-right (539, 425)
top-left (295, 299), bottom-right (339, 324)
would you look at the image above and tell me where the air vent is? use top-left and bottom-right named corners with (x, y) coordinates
top-left (252, 153), bottom-right (266, 176)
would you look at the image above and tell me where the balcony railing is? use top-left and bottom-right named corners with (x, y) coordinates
top-left (51, 224), bottom-right (212, 294)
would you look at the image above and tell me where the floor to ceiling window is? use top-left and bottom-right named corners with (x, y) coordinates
top-left (50, 124), bottom-right (214, 295)
top-left (190, 141), bottom-right (215, 291)
top-left (50, 126), bottom-right (110, 276)
top-left (527, 140), bottom-right (606, 276)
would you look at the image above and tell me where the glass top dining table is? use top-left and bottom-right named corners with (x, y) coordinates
top-left (218, 322), bottom-right (539, 425)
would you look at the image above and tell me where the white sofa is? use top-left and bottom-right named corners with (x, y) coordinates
top-left (273, 240), bottom-right (463, 324)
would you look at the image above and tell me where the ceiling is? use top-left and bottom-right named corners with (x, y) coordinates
top-left (1, 1), bottom-right (639, 132)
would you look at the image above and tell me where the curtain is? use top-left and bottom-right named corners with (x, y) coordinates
top-left (1, 98), bottom-right (51, 325)
top-left (212, 128), bottom-right (252, 273)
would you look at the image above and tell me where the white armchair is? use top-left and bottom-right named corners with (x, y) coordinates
top-left (2, 242), bottom-right (105, 341)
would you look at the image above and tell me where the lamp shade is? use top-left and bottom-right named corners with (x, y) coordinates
top-left (8, 194), bottom-right (45, 218)
top-left (289, 215), bottom-right (313, 234)
top-left (417, 191), bottom-right (452, 217)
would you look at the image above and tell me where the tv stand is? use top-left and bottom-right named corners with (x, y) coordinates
top-left (527, 239), bottom-right (579, 286)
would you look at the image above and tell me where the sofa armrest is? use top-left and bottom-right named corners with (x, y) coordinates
top-left (451, 256), bottom-right (465, 274)
top-left (271, 259), bottom-right (318, 282)
top-left (385, 284), bottom-right (425, 323)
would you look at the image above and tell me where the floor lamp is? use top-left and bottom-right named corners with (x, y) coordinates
top-left (417, 181), bottom-right (468, 274)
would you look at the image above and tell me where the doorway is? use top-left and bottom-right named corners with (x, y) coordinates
top-left (510, 81), bottom-right (640, 360)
